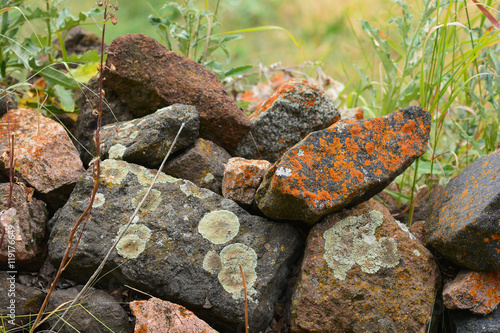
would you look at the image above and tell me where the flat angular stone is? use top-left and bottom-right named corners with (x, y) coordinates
top-left (291, 199), bottom-right (440, 333)
top-left (449, 307), bottom-right (500, 333)
top-left (233, 79), bottom-right (339, 162)
top-left (164, 138), bottom-right (231, 195)
top-left (423, 149), bottom-right (500, 270)
top-left (95, 104), bottom-right (199, 169)
top-left (222, 157), bottom-right (272, 207)
top-left (102, 33), bottom-right (251, 151)
top-left (443, 270), bottom-right (500, 315)
top-left (48, 159), bottom-right (302, 332)
top-left (0, 109), bottom-right (85, 210)
top-left (255, 106), bottom-right (431, 224)
top-left (130, 298), bottom-right (218, 333)
top-left (0, 183), bottom-right (47, 270)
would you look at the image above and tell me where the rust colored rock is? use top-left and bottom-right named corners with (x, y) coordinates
top-left (291, 199), bottom-right (440, 333)
top-left (423, 149), bottom-right (500, 271)
top-left (0, 109), bottom-right (85, 210)
top-left (164, 138), bottom-right (231, 194)
top-left (233, 79), bottom-right (339, 162)
top-left (0, 183), bottom-right (48, 270)
top-left (443, 269), bottom-right (500, 315)
top-left (102, 33), bottom-right (251, 151)
top-left (130, 297), bottom-right (218, 333)
top-left (255, 106), bottom-right (431, 224)
top-left (222, 157), bottom-right (272, 207)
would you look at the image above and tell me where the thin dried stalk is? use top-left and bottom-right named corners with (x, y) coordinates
top-left (239, 263), bottom-right (249, 333)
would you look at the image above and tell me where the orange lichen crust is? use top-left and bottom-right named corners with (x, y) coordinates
top-left (255, 106), bottom-right (431, 224)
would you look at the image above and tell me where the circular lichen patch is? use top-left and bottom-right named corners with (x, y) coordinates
top-left (198, 210), bottom-right (240, 244)
top-left (203, 250), bottom-right (222, 274)
top-left (115, 224), bottom-right (151, 259)
top-left (132, 189), bottom-right (162, 213)
top-left (217, 243), bottom-right (257, 299)
top-left (92, 193), bottom-right (106, 208)
top-left (101, 160), bottom-right (130, 187)
top-left (108, 144), bottom-right (127, 160)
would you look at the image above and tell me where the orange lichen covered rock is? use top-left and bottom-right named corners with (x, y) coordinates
top-left (423, 148), bottom-right (500, 270)
top-left (222, 157), bottom-right (272, 206)
top-left (0, 109), bottom-right (84, 210)
top-left (255, 106), bottom-right (431, 224)
top-left (130, 298), bottom-right (218, 333)
top-left (443, 270), bottom-right (500, 315)
top-left (233, 79), bottom-right (339, 162)
top-left (290, 199), bottom-right (440, 332)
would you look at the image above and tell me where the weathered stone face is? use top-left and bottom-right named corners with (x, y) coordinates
top-left (48, 159), bottom-right (302, 332)
top-left (423, 149), bottom-right (500, 271)
top-left (233, 78), bottom-right (340, 162)
top-left (255, 106), bottom-right (431, 224)
top-left (290, 199), bottom-right (441, 333)
top-left (101, 33), bottom-right (251, 151)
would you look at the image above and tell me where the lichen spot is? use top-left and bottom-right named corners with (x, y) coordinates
top-left (413, 249), bottom-right (421, 257)
top-left (108, 144), bottom-right (127, 160)
top-left (276, 166), bottom-right (292, 177)
top-left (132, 189), bottom-right (162, 213)
top-left (203, 250), bottom-right (222, 274)
top-left (180, 181), bottom-right (213, 199)
top-left (115, 224), bottom-right (151, 259)
top-left (323, 210), bottom-right (400, 280)
top-left (92, 193), bottom-right (105, 208)
top-left (218, 243), bottom-right (257, 300)
top-left (130, 165), bottom-right (179, 185)
top-left (198, 210), bottom-right (240, 244)
top-left (101, 159), bottom-right (130, 187)
top-left (204, 172), bottom-right (215, 184)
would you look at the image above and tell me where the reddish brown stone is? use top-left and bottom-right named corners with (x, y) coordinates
top-left (164, 138), bottom-right (231, 194)
top-left (0, 183), bottom-right (48, 270)
top-left (443, 269), bottom-right (500, 315)
top-left (423, 149), bottom-right (500, 270)
top-left (291, 199), bottom-right (440, 332)
top-left (102, 33), bottom-right (251, 151)
top-left (0, 109), bottom-right (85, 210)
top-left (255, 106), bottom-right (431, 224)
top-left (222, 157), bottom-right (272, 206)
top-left (130, 297), bottom-right (218, 333)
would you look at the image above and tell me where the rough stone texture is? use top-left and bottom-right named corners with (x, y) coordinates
top-left (0, 109), bottom-right (85, 211)
top-left (101, 33), bottom-right (251, 151)
top-left (290, 199), bottom-right (440, 333)
top-left (423, 149), bottom-right (500, 270)
top-left (164, 138), bottom-right (231, 195)
top-left (0, 183), bottom-right (48, 270)
top-left (233, 79), bottom-right (340, 162)
top-left (443, 269), bottom-right (500, 315)
top-left (130, 297), bottom-right (218, 333)
top-left (48, 159), bottom-right (302, 332)
top-left (256, 106), bottom-right (431, 224)
top-left (0, 271), bottom-right (45, 331)
top-left (95, 104), bottom-right (199, 169)
top-left (75, 75), bottom-right (134, 167)
top-left (46, 286), bottom-right (133, 333)
top-left (222, 157), bottom-right (272, 207)
top-left (449, 307), bottom-right (500, 333)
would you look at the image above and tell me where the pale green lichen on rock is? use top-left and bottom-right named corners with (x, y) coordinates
top-left (203, 172), bottom-right (214, 184)
top-left (100, 159), bottom-right (130, 187)
top-left (180, 181), bottom-right (213, 199)
top-left (115, 224), bottom-right (152, 259)
top-left (203, 250), bottom-right (222, 274)
top-left (198, 210), bottom-right (240, 244)
top-left (323, 210), bottom-right (400, 280)
top-left (92, 193), bottom-right (106, 208)
top-left (128, 164), bottom-right (179, 185)
top-left (218, 243), bottom-right (257, 300)
top-left (132, 188), bottom-right (162, 213)
top-left (108, 144), bottom-right (127, 160)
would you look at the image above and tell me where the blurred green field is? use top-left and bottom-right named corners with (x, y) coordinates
top-left (62, 0), bottom-right (406, 82)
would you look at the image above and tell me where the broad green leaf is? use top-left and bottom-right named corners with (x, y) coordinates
top-left (220, 65), bottom-right (253, 79)
top-left (53, 84), bottom-right (74, 112)
top-left (36, 66), bottom-right (79, 89)
top-left (66, 49), bottom-right (101, 63)
top-left (69, 61), bottom-right (99, 84)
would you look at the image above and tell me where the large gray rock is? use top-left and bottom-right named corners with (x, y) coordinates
top-left (423, 148), bottom-right (500, 270)
top-left (233, 79), bottom-right (339, 162)
top-left (48, 159), bottom-right (302, 332)
top-left (94, 104), bottom-right (199, 169)
top-left (449, 307), bottom-right (500, 333)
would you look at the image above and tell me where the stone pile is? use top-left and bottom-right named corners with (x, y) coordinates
top-left (0, 32), bottom-right (498, 333)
